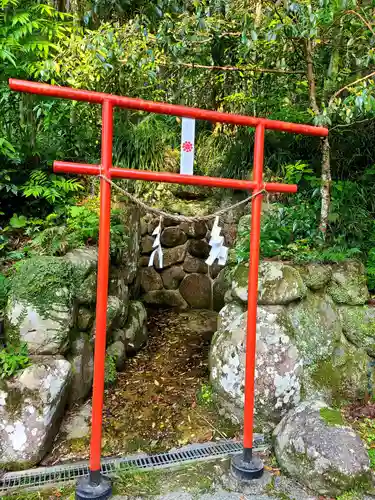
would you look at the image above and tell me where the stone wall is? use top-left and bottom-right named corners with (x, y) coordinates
top-left (139, 212), bottom-right (241, 311)
top-left (0, 208), bottom-right (146, 470)
top-left (138, 215), bottom-right (227, 311)
top-left (209, 258), bottom-right (375, 430)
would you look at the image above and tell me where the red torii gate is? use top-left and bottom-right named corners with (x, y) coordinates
top-left (9, 79), bottom-right (328, 500)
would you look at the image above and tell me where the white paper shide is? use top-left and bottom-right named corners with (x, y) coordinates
top-left (148, 217), bottom-right (163, 268)
top-left (205, 216), bottom-right (228, 266)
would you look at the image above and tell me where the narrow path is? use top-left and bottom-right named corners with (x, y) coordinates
top-left (46, 309), bottom-right (239, 464)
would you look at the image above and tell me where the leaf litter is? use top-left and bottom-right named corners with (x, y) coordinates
top-left (45, 309), bottom-right (240, 465)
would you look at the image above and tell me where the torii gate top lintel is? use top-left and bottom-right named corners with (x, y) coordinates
top-left (8, 78), bottom-right (328, 495)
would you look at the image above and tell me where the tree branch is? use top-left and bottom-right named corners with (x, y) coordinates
top-left (345, 9), bottom-right (375, 36)
top-left (330, 117), bottom-right (375, 131)
top-left (329, 70), bottom-right (375, 106)
top-left (162, 61), bottom-right (305, 75)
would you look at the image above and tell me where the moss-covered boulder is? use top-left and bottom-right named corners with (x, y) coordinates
top-left (107, 340), bottom-right (126, 370)
top-left (75, 272), bottom-right (97, 305)
top-left (63, 248), bottom-right (98, 276)
top-left (210, 306), bottom-right (303, 427)
top-left (213, 269), bottom-right (233, 312)
top-left (327, 261), bottom-right (369, 305)
top-left (0, 358), bottom-right (72, 470)
top-left (217, 302), bottom-right (245, 333)
top-left (299, 263), bottom-right (332, 291)
top-left (303, 335), bottom-right (372, 406)
top-left (76, 306), bottom-right (94, 332)
top-left (114, 301), bottom-right (147, 354)
top-left (68, 334), bottom-right (94, 405)
top-left (231, 262), bottom-right (307, 305)
top-left (287, 292), bottom-right (342, 364)
top-left (338, 305), bottom-right (375, 357)
top-left (5, 257), bottom-right (85, 354)
top-left (273, 400), bottom-right (372, 496)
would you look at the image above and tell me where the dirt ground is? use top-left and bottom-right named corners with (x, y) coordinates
top-left (45, 309), bottom-right (239, 464)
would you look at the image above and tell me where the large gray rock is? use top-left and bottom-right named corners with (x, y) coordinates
top-left (68, 334), bottom-right (94, 404)
top-left (115, 301), bottom-right (147, 354)
top-left (64, 248), bottom-right (98, 276)
top-left (339, 305), bottom-right (375, 357)
top-left (0, 358), bottom-right (72, 469)
top-left (273, 400), bottom-right (372, 496)
top-left (188, 240), bottom-right (210, 259)
top-left (231, 262), bottom-right (307, 305)
top-left (155, 244), bottom-right (187, 270)
top-left (183, 255), bottom-right (208, 274)
top-left (303, 334), bottom-right (373, 406)
top-left (6, 290), bottom-right (72, 355)
top-left (107, 340), bottom-right (126, 370)
top-left (141, 235), bottom-right (155, 254)
top-left (217, 302), bottom-right (245, 333)
top-left (210, 306), bottom-right (303, 426)
top-left (180, 273), bottom-right (212, 309)
top-left (60, 401), bottom-right (91, 441)
top-left (286, 292), bottom-right (342, 364)
top-left (299, 263), bottom-right (332, 291)
top-left (75, 272), bottom-right (97, 305)
top-left (91, 295), bottom-right (123, 338)
top-left (327, 261), bottom-right (369, 305)
top-left (76, 306), bottom-right (94, 332)
top-left (161, 266), bottom-right (186, 290)
top-left (140, 267), bottom-right (163, 292)
top-left (142, 290), bottom-right (188, 310)
top-left (108, 275), bottom-right (129, 304)
top-left (179, 221), bottom-right (207, 239)
top-left (212, 269), bottom-right (232, 312)
top-left (115, 206), bottom-right (140, 285)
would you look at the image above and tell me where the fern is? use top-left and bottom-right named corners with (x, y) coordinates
top-left (22, 170), bottom-right (83, 204)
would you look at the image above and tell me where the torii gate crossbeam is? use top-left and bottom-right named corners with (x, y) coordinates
top-left (9, 78), bottom-right (328, 500)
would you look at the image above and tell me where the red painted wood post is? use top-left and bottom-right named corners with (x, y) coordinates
top-left (81, 100), bottom-right (113, 496)
top-left (231, 124), bottom-right (265, 479)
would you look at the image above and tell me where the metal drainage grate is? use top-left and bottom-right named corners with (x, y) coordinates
top-left (0, 436), bottom-right (265, 493)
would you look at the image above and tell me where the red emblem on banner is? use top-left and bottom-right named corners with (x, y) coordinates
top-left (182, 141), bottom-right (193, 153)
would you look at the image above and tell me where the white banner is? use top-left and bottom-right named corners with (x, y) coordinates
top-left (180, 118), bottom-right (195, 175)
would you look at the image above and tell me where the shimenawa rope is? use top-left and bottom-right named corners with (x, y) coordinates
top-left (99, 174), bottom-right (265, 223)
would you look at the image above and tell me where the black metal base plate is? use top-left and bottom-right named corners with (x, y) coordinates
top-left (231, 453), bottom-right (264, 481)
top-left (76, 474), bottom-right (112, 500)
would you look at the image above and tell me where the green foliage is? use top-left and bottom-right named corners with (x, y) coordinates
top-left (104, 354), bottom-right (117, 387)
top-left (357, 417), bottom-right (375, 472)
top-left (0, 342), bottom-right (30, 380)
top-left (0, 273), bottom-right (9, 313)
top-left (10, 256), bottom-right (85, 318)
top-left (21, 170), bottom-right (83, 205)
top-left (366, 249), bottom-right (375, 291)
top-left (30, 205), bottom-right (128, 257)
top-left (337, 491), bottom-right (364, 500)
top-left (319, 407), bottom-right (344, 427)
top-left (196, 383), bottom-right (214, 408)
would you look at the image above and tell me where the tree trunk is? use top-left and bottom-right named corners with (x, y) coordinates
top-left (319, 137), bottom-right (331, 236)
top-left (305, 39), bottom-right (330, 237)
top-left (305, 39), bottom-right (320, 115)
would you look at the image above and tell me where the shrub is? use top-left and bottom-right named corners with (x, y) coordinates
top-left (0, 343), bottom-right (30, 380)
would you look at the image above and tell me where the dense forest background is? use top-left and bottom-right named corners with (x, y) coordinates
top-left (1, 0), bottom-right (375, 295)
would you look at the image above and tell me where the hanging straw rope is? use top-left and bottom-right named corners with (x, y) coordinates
top-left (99, 174), bottom-right (265, 223)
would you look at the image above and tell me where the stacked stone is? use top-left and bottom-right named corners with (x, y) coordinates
top-left (138, 216), bottom-right (226, 311)
top-left (0, 207), bottom-right (146, 470)
top-left (209, 253), bottom-right (375, 496)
